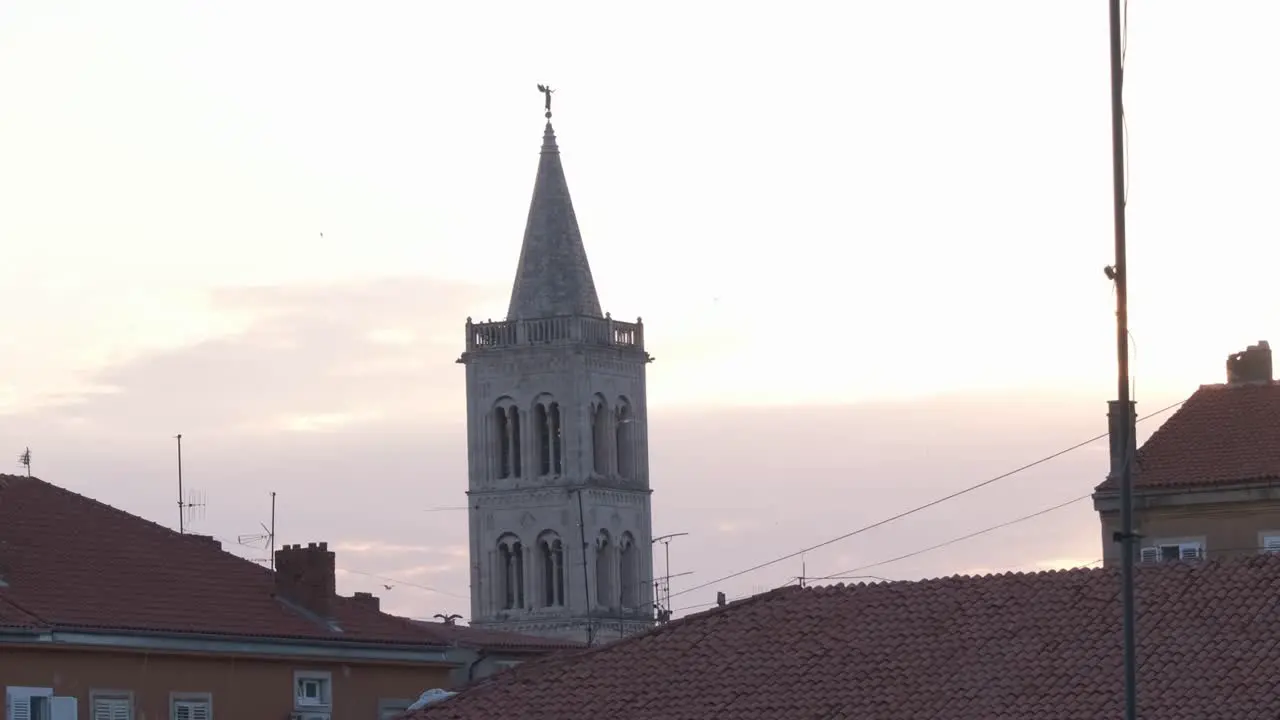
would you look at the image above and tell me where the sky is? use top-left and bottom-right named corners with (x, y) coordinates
top-left (1, 0), bottom-right (1277, 623)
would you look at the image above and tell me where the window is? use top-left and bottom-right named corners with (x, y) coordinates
top-left (538, 532), bottom-right (566, 607)
top-left (169, 693), bottom-right (211, 720)
top-left (492, 401), bottom-right (522, 480)
top-left (1139, 541), bottom-right (1203, 564)
top-left (293, 671), bottom-right (332, 710)
top-left (497, 534), bottom-right (526, 610)
top-left (90, 691), bottom-right (133, 720)
top-left (1261, 534), bottom-right (1280, 554)
top-left (619, 532), bottom-right (640, 609)
top-left (5, 688), bottom-right (74, 720)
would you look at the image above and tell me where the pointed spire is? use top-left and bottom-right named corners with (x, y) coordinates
top-left (506, 93), bottom-right (603, 320)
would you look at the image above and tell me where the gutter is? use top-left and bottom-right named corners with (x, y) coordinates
top-left (0, 628), bottom-right (456, 665)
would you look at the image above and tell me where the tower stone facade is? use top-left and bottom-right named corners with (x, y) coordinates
top-left (459, 117), bottom-right (655, 643)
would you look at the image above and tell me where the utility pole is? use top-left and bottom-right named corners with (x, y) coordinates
top-left (175, 434), bottom-right (185, 535)
top-left (1106, 1), bottom-right (1138, 718)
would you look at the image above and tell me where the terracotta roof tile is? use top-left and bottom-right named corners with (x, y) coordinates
top-left (0, 474), bottom-right (548, 651)
top-left (1097, 381), bottom-right (1280, 492)
top-left (403, 555), bottom-right (1280, 719)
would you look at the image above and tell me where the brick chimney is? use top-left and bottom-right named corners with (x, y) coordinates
top-left (275, 542), bottom-right (336, 618)
top-left (1227, 341), bottom-right (1273, 386)
top-left (351, 591), bottom-right (381, 612)
top-left (1107, 400), bottom-right (1137, 482)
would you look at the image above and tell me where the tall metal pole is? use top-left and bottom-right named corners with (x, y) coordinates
top-left (1107, 1), bottom-right (1137, 717)
top-left (175, 434), bottom-right (185, 535)
top-left (269, 491), bottom-right (277, 571)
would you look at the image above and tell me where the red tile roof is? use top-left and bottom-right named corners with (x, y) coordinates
top-left (1097, 381), bottom-right (1280, 492)
top-left (0, 474), bottom-right (555, 653)
top-left (403, 555), bottom-right (1280, 720)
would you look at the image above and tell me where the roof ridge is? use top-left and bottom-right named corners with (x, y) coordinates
top-left (421, 587), bottom-right (801, 710)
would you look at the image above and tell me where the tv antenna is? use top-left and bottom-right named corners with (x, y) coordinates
top-left (652, 532), bottom-right (689, 623)
top-left (174, 434), bottom-right (206, 534)
top-left (237, 491), bottom-right (278, 569)
top-left (17, 447), bottom-right (31, 477)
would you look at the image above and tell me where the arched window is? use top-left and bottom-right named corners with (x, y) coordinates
top-left (497, 534), bottom-right (525, 610)
top-left (615, 399), bottom-right (635, 480)
top-left (595, 530), bottom-right (614, 609)
top-left (591, 396), bottom-right (610, 476)
top-left (619, 532), bottom-right (640, 610)
top-left (534, 399), bottom-right (564, 477)
top-left (492, 400), bottom-right (522, 479)
top-left (549, 402), bottom-right (563, 476)
top-left (538, 531), bottom-right (566, 607)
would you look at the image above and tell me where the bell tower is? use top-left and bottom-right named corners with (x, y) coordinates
top-left (459, 91), bottom-right (656, 643)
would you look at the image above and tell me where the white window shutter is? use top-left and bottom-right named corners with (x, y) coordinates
top-left (174, 700), bottom-right (209, 720)
top-left (93, 698), bottom-right (129, 720)
top-left (8, 697), bottom-right (32, 720)
top-left (1139, 547), bottom-right (1160, 564)
top-left (50, 697), bottom-right (77, 720)
top-left (1180, 544), bottom-right (1203, 560)
top-left (1263, 536), bottom-right (1280, 553)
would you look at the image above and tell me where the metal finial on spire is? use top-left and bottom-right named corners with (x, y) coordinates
top-left (537, 83), bottom-right (555, 119)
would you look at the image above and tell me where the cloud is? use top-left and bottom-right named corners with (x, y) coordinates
top-left (333, 541), bottom-right (453, 555)
top-left (13, 276), bottom-right (494, 439)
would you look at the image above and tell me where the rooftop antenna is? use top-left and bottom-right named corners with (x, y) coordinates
top-left (174, 434), bottom-right (206, 534)
top-left (17, 447), bottom-right (31, 477)
top-left (652, 532), bottom-right (689, 624)
top-left (237, 491), bottom-right (278, 570)
top-left (651, 570), bottom-right (694, 623)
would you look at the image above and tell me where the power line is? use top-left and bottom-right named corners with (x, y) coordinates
top-left (663, 397), bottom-right (1187, 606)
top-left (817, 493), bottom-right (1093, 580)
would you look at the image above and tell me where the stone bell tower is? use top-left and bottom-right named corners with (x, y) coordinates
top-left (458, 93), bottom-right (656, 643)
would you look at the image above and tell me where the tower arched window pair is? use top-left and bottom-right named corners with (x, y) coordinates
top-left (495, 531), bottom-right (566, 610)
top-left (594, 529), bottom-right (641, 610)
top-left (491, 397), bottom-right (563, 480)
top-left (590, 395), bottom-right (637, 480)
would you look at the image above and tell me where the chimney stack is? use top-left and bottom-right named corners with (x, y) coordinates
top-left (275, 542), bottom-right (336, 618)
top-left (1227, 341), bottom-right (1273, 386)
top-left (351, 591), bottom-right (381, 612)
top-left (1107, 400), bottom-right (1138, 483)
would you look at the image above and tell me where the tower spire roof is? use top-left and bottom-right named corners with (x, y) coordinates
top-left (506, 89), bottom-right (602, 320)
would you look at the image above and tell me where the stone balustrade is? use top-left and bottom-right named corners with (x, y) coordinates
top-left (465, 315), bottom-right (644, 352)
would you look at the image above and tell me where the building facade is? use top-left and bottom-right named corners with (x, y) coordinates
top-left (1094, 340), bottom-right (1280, 566)
top-left (460, 111), bottom-right (656, 643)
top-left (0, 475), bottom-right (573, 720)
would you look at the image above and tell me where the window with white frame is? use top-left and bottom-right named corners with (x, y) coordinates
top-left (6, 686), bottom-right (52, 720)
top-left (1139, 540), bottom-right (1204, 564)
top-left (293, 671), bottom-right (332, 709)
top-left (1261, 534), bottom-right (1280, 554)
top-left (90, 690), bottom-right (133, 720)
top-left (170, 693), bottom-right (211, 720)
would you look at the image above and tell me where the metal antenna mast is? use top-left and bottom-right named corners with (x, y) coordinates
top-left (237, 491), bottom-right (278, 569)
top-left (176, 434), bottom-right (185, 534)
top-left (174, 434), bottom-right (206, 534)
top-left (17, 448), bottom-right (31, 477)
top-left (1105, 1), bottom-right (1137, 717)
top-left (652, 532), bottom-right (689, 623)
